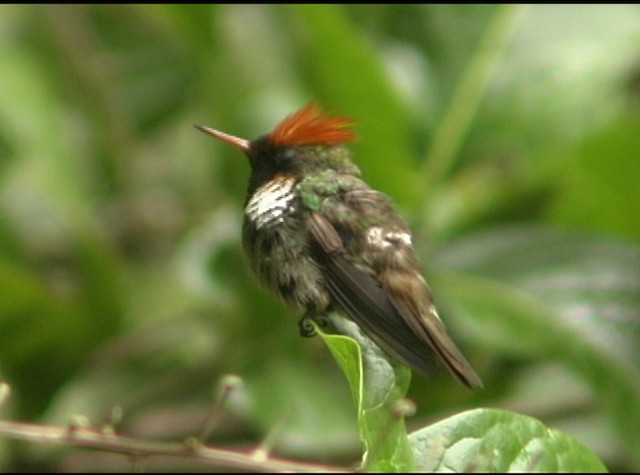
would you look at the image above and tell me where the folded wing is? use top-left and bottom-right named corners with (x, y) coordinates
top-left (307, 211), bottom-right (482, 389)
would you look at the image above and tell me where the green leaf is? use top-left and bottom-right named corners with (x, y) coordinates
top-left (0, 259), bottom-right (91, 416)
top-left (318, 317), bottom-right (414, 472)
top-left (317, 326), bottom-right (363, 414)
top-left (409, 408), bottom-right (608, 472)
top-left (431, 225), bottom-right (640, 465)
top-left (284, 4), bottom-right (419, 207)
top-left (549, 115), bottom-right (640, 242)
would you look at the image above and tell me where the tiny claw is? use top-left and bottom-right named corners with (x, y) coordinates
top-left (314, 313), bottom-right (330, 328)
top-left (298, 315), bottom-right (316, 337)
top-left (298, 311), bottom-right (332, 337)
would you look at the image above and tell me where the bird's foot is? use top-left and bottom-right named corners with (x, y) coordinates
top-left (298, 311), bottom-right (330, 337)
top-left (298, 314), bottom-right (316, 337)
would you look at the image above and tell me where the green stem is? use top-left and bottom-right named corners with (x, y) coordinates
top-left (420, 5), bottom-right (526, 200)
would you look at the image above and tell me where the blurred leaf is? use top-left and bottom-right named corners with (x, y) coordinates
top-left (240, 357), bottom-right (359, 459)
top-left (432, 225), bottom-right (640, 465)
top-left (86, 5), bottom-right (195, 133)
top-left (420, 5), bottom-right (524, 196)
top-left (285, 4), bottom-right (419, 207)
top-left (477, 4), bottom-right (640, 154)
top-left (0, 260), bottom-right (91, 416)
top-left (549, 115), bottom-right (640, 242)
top-left (409, 408), bottom-right (607, 472)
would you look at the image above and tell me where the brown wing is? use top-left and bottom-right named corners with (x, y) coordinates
top-left (307, 211), bottom-right (482, 389)
top-left (379, 267), bottom-right (483, 389)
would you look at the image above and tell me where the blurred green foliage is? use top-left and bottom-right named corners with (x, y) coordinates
top-left (0, 4), bottom-right (639, 472)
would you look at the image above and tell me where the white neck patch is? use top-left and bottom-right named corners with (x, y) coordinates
top-left (245, 177), bottom-right (297, 229)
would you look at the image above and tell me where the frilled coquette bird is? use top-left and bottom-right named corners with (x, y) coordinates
top-left (196, 104), bottom-right (482, 389)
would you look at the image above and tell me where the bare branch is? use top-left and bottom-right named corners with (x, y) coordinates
top-left (0, 418), bottom-right (350, 473)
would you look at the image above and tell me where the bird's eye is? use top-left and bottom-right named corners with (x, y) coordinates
top-left (275, 148), bottom-right (297, 165)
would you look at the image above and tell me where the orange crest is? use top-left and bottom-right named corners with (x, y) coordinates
top-left (270, 103), bottom-right (357, 147)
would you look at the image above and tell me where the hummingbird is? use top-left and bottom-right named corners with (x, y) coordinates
top-left (195, 103), bottom-right (482, 389)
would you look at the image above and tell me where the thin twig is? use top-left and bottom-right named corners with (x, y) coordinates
top-left (0, 419), bottom-right (349, 473)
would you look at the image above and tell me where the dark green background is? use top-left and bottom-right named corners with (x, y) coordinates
top-left (0, 4), bottom-right (638, 471)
